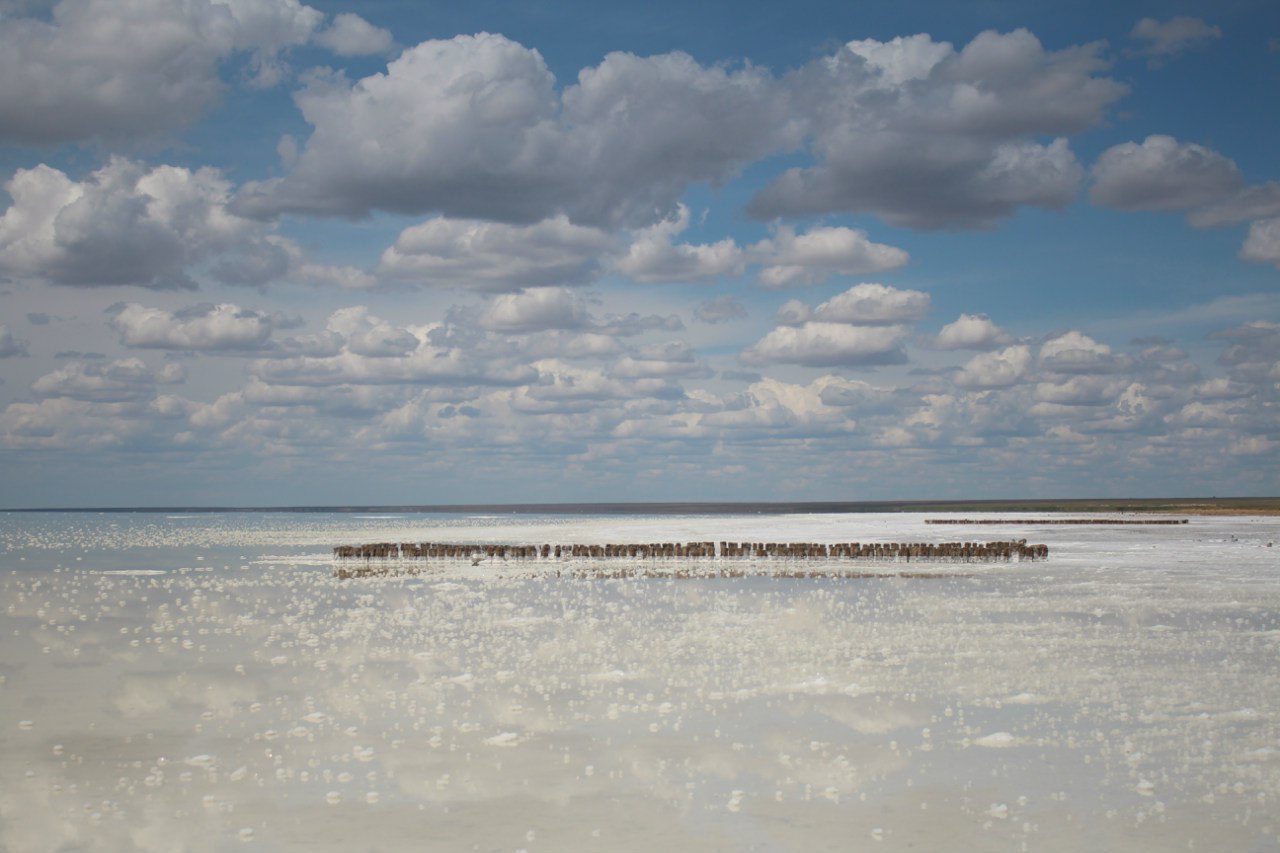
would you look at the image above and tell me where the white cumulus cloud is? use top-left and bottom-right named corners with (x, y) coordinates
top-left (955, 345), bottom-right (1032, 389)
top-left (235, 35), bottom-right (799, 228)
top-left (741, 322), bottom-right (909, 367)
top-left (31, 358), bottom-right (160, 403)
top-left (1241, 218), bottom-right (1280, 269)
top-left (0, 158), bottom-right (369, 292)
top-left (313, 12), bottom-right (393, 56)
top-left (1187, 184), bottom-right (1280, 228)
top-left (379, 215), bottom-right (615, 292)
top-left (1039, 331), bottom-right (1129, 374)
top-left (745, 283), bottom-right (927, 366)
top-left (1130, 17), bottom-right (1222, 58)
top-left (477, 288), bottom-right (591, 333)
top-left (614, 205), bottom-right (745, 283)
top-left (0, 0), bottom-right (324, 144)
top-left (935, 314), bottom-right (1012, 350)
top-left (812, 283), bottom-right (930, 325)
top-left (0, 159), bottom-right (265, 289)
top-left (752, 225), bottom-right (908, 288)
top-left (325, 306), bottom-right (418, 357)
top-left (749, 29), bottom-right (1125, 228)
top-left (1090, 136), bottom-right (1242, 211)
top-left (107, 303), bottom-right (277, 352)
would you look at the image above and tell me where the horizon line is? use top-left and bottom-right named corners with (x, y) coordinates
top-left (2, 497), bottom-right (1277, 514)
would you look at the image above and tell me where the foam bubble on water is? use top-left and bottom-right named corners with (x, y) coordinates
top-left (973, 732), bottom-right (1019, 748)
top-left (587, 669), bottom-right (631, 682)
top-left (786, 676), bottom-right (834, 694)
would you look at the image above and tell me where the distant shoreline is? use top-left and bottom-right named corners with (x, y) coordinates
top-left (3, 498), bottom-right (1278, 515)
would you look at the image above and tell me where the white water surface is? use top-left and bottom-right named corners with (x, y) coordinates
top-left (1, 511), bottom-right (1277, 852)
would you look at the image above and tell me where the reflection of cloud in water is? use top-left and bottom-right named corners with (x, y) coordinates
top-left (810, 693), bottom-right (928, 735)
top-left (111, 669), bottom-right (262, 717)
top-left (0, 512), bottom-right (1278, 851)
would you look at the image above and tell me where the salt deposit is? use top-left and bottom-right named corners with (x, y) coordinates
top-left (0, 510), bottom-right (1277, 851)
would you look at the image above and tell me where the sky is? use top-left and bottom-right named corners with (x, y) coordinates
top-left (0, 0), bottom-right (1277, 507)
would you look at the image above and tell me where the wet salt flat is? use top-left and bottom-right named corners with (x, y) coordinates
top-left (1, 511), bottom-right (1278, 852)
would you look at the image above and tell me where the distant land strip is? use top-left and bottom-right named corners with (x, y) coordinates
top-left (5, 497), bottom-right (1279, 515)
top-left (926, 518), bottom-right (1188, 525)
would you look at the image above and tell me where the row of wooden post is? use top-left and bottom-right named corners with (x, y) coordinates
top-left (334, 539), bottom-right (1048, 567)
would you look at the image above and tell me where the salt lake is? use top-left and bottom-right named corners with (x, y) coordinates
top-left (1, 510), bottom-right (1277, 852)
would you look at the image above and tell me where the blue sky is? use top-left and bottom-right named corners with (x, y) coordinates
top-left (0, 0), bottom-right (1276, 506)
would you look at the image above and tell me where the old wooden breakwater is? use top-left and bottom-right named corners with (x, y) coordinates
top-left (925, 518), bottom-right (1188, 525)
top-left (333, 539), bottom-right (1048, 578)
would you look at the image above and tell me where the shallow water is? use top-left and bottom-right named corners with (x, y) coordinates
top-left (1, 511), bottom-right (1277, 852)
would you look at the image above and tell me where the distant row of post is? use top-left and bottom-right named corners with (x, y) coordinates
top-left (925, 518), bottom-right (1187, 525)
